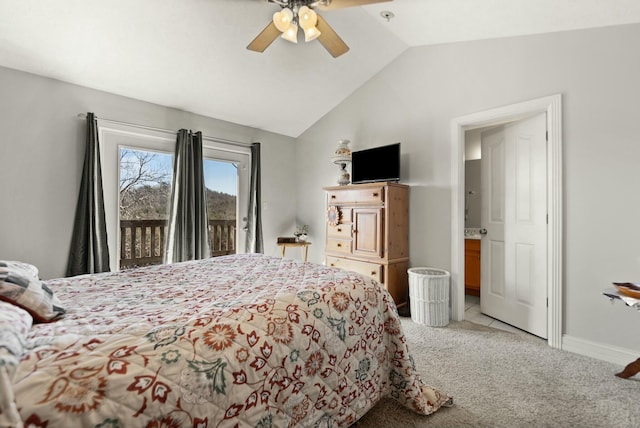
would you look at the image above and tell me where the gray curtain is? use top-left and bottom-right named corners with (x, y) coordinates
top-left (245, 142), bottom-right (264, 253)
top-left (66, 112), bottom-right (110, 276)
top-left (164, 130), bottom-right (210, 263)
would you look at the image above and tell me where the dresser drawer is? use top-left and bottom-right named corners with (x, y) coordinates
top-left (327, 187), bottom-right (384, 205)
top-left (327, 223), bottom-right (351, 239)
top-left (326, 256), bottom-right (382, 283)
top-left (326, 238), bottom-right (352, 255)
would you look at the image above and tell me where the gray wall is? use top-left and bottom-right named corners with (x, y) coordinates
top-left (296, 24), bottom-right (640, 353)
top-left (0, 66), bottom-right (297, 279)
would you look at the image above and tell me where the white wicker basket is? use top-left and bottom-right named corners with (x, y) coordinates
top-left (408, 268), bottom-right (450, 326)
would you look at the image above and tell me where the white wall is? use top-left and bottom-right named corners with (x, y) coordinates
top-left (0, 66), bottom-right (297, 279)
top-left (296, 24), bottom-right (640, 354)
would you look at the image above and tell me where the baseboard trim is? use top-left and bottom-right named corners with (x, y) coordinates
top-left (562, 334), bottom-right (638, 367)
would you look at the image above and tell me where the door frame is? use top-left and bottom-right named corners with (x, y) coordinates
top-left (450, 94), bottom-right (563, 349)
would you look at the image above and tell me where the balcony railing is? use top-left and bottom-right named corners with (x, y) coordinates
top-left (120, 219), bottom-right (236, 269)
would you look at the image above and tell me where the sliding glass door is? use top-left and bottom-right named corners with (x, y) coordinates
top-left (100, 122), bottom-right (250, 271)
top-left (202, 145), bottom-right (250, 257)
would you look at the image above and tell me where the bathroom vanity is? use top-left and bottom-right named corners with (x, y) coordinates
top-left (464, 229), bottom-right (481, 296)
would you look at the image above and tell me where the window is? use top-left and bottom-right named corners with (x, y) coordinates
top-left (204, 159), bottom-right (237, 257)
top-left (201, 144), bottom-right (250, 258)
top-left (119, 148), bottom-right (173, 269)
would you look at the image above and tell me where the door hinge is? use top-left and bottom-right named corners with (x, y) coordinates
top-left (546, 298), bottom-right (549, 308)
top-left (546, 130), bottom-right (548, 141)
top-left (546, 214), bottom-right (549, 224)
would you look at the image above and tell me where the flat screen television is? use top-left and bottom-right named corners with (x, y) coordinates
top-left (351, 143), bottom-right (401, 184)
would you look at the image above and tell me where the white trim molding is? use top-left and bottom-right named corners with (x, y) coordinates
top-left (562, 335), bottom-right (638, 368)
top-left (450, 94), bottom-right (563, 349)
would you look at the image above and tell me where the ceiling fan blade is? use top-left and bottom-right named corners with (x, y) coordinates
top-left (247, 21), bottom-right (280, 53)
top-left (316, 15), bottom-right (349, 58)
top-left (317, 0), bottom-right (393, 11)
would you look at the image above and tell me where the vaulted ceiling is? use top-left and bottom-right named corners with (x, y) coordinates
top-left (1, 0), bottom-right (639, 137)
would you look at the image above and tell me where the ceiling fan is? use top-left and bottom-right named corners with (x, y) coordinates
top-left (247, 0), bottom-right (393, 58)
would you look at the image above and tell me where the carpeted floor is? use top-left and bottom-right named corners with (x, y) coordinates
top-left (354, 319), bottom-right (640, 428)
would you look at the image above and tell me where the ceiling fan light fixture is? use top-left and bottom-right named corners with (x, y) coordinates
top-left (304, 26), bottom-right (321, 42)
top-left (281, 22), bottom-right (299, 43)
top-left (298, 6), bottom-right (318, 30)
top-left (248, 0), bottom-right (366, 57)
top-left (273, 8), bottom-right (294, 32)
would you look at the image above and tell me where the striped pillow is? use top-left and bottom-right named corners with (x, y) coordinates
top-left (0, 261), bottom-right (65, 322)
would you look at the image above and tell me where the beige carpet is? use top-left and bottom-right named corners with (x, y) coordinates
top-left (354, 319), bottom-right (640, 428)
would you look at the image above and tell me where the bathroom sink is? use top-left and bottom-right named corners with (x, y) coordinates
top-left (464, 228), bottom-right (482, 239)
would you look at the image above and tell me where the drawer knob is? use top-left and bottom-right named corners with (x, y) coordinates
top-left (372, 192), bottom-right (379, 197)
top-left (337, 228), bottom-right (342, 232)
top-left (337, 243), bottom-right (342, 247)
top-left (330, 195), bottom-right (336, 199)
top-left (330, 263), bottom-right (335, 267)
top-left (371, 271), bottom-right (376, 275)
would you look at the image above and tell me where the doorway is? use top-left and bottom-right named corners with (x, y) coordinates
top-left (465, 113), bottom-right (548, 338)
top-left (450, 94), bottom-right (563, 349)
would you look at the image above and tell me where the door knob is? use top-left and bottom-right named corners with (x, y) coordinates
top-left (479, 228), bottom-right (487, 235)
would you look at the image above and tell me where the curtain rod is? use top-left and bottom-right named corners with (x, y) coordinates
top-left (76, 113), bottom-right (254, 148)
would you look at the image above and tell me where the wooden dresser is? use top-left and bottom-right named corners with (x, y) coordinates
top-left (323, 182), bottom-right (409, 306)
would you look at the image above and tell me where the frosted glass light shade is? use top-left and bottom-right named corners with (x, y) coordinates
top-left (304, 26), bottom-right (321, 42)
top-left (298, 6), bottom-right (317, 30)
top-left (273, 8), bottom-right (293, 32)
top-left (281, 22), bottom-right (298, 43)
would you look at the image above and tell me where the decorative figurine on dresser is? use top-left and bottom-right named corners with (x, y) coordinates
top-left (331, 139), bottom-right (352, 186)
top-left (323, 182), bottom-right (409, 307)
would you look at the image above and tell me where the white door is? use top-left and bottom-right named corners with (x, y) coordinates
top-left (480, 113), bottom-right (548, 338)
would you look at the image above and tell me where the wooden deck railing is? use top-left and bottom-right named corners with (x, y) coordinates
top-left (120, 219), bottom-right (236, 269)
top-left (208, 220), bottom-right (237, 257)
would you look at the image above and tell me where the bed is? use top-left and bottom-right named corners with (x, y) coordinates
top-left (0, 254), bottom-right (450, 427)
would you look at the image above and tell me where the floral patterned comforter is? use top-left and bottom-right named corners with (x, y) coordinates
top-left (8, 254), bottom-right (449, 427)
